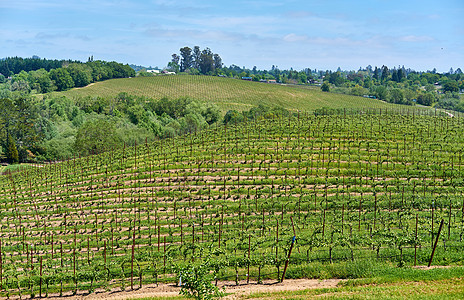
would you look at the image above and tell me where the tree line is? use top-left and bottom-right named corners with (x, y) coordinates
top-left (0, 56), bottom-right (80, 76)
top-left (162, 50), bottom-right (463, 111)
top-left (318, 65), bottom-right (463, 110)
top-left (0, 57), bottom-right (135, 93)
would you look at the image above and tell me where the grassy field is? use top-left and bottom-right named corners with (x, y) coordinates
top-left (245, 278), bottom-right (464, 299)
top-left (53, 75), bottom-right (406, 112)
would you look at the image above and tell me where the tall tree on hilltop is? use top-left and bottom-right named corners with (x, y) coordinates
top-left (397, 68), bottom-right (404, 82)
top-left (213, 54), bottom-right (222, 70)
top-left (373, 66), bottom-right (379, 80)
top-left (380, 65), bottom-right (389, 82)
top-left (391, 69), bottom-right (399, 82)
top-left (171, 54), bottom-right (180, 66)
top-left (199, 48), bottom-right (214, 74)
top-left (193, 46), bottom-right (201, 70)
top-left (179, 47), bottom-right (193, 72)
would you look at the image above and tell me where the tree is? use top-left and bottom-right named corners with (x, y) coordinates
top-left (167, 61), bottom-right (180, 73)
top-left (171, 54), bottom-right (180, 66)
top-left (389, 88), bottom-right (404, 104)
top-left (28, 69), bottom-right (54, 93)
top-left (443, 81), bottom-right (459, 93)
top-left (380, 65), bottom-right (389, 82)
top-left (49, 68), bottom-right (74, 91)
top-left (373, 66), bottom-right (379, 80)
top-left (321, 82), bottom-right (330, 92)
top-left (391, 69), bottom-right (398, 83)
top-left (193, 46), bottom-right (201, 69)
top-left (5, 132), bottom-right (19, 163)
top-left (350, 85), bottom-right (365, 96)
top-left (0, 97), bottom-right (41, 162)
top-left (199, 48), bottom-right (214, 74)
top-left (397, 68), bottom-right (404, 82)
top-left (213, 54), bottom-right (222, 70)
top-left (374, 86), bottom-right (388, 100)
top-left (425, 84), bottom-right (435, 92)
top-left (67, 64), bottom-right (92, 87)
top-left (328, 72), bottom-right (344, 86)
top-left (417, 93), bottom-right (434, 106)
top-left (74, 118), bottom-right (121, 155)
top-left (179, 47), bottom-right (193, 72)
top-left (298, 72), bottom-right (307, 84)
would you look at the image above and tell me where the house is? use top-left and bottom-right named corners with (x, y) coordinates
top-left (146, 69), bottom-right (160, 74)
top-left (241, 77), bottom-right (252, 81)
top-left (267, 79), bottom-right (277, 84)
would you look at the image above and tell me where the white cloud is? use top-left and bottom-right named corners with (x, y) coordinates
top-left (283, 33), bottom-right (308, 42)
top-left (400, 35), bottom-right (434, 42)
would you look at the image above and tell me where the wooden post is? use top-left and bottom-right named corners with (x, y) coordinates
top-left (0, 239), bottom-right (2, 289)
top-left (73, 247), bottom-right (77, 293)
top-left (247, 235), bottom-right (251, 284)
top-left (103, 240), bottom-right (107, 265)
top-left (281, 218), bottom-right (297, 283)
top-left (428, 219), bottom-right (444, 267)
top-left (280, 236), bottom-right (296, 283)
top-left (39, 257), bottom-right (43, 297)
top-left (131, 229), bottom-right (135, 290)
top-left (414, 214), bottom-right (418, 266)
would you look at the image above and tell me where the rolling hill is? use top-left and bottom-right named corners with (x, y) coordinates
top-left (56, 75), bottom-right (404, 112)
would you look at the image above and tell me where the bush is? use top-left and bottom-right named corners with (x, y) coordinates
top-left (321, 82), bottom-right (330, 92)
top-left (74, 118), bottom-right (122, 155)
top-left (175, 258), bottom-right (224, 300)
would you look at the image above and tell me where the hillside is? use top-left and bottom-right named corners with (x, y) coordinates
top-left (1, 111), bottom-right (463, 297)
top-left (56, 75), bottom-right (403, 112)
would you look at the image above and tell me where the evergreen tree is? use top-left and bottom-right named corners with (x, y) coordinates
top-left (380, 65), bottom-right (389, 82)
top-left (179, 47), bottom-right (193, 72)
top-left (391, 69), bottom-right (399, 82)
top-left (373, 67), bottom-right (379, 80)
top-left (397, 68), bottom-right (404, 82)
top-left (6, 134), bottom-right (19, 163)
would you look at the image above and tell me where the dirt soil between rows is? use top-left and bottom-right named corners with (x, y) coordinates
top-left (37, 279), bottom-right (343, 300)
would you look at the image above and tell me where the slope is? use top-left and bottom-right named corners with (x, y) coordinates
top-left (0, 112), bottom-right (463, 297)
top-left (57, 75), bottom-right (401, 112)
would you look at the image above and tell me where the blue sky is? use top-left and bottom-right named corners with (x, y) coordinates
top-left (1, 0), bottom-right (463, 72)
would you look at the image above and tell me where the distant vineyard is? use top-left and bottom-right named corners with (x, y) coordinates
top-left (1, 109), bottom-right (464, 297)
top-left (58, 75), bottom-right (407, 112)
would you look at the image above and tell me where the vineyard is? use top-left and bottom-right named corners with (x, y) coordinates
top-left (1, 109), bottom-right (464, 298)
top-left (55, 75), bottom-right (405, 112)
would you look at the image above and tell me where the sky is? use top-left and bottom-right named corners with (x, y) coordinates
top-left (1, 0), bottom-right (463, 72)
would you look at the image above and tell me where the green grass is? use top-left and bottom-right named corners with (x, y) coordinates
top-left (246, 278), bottom-right (464, 299)
top-left (246, 266), bottom-right (464, 299)
top-left (125, 266), bottom-right (464, 299)
top-left (53, 75), bottom-right (405, 112)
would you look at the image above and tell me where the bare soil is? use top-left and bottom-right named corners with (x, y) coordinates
top-left (29, 279), bottom-right (343, 300)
